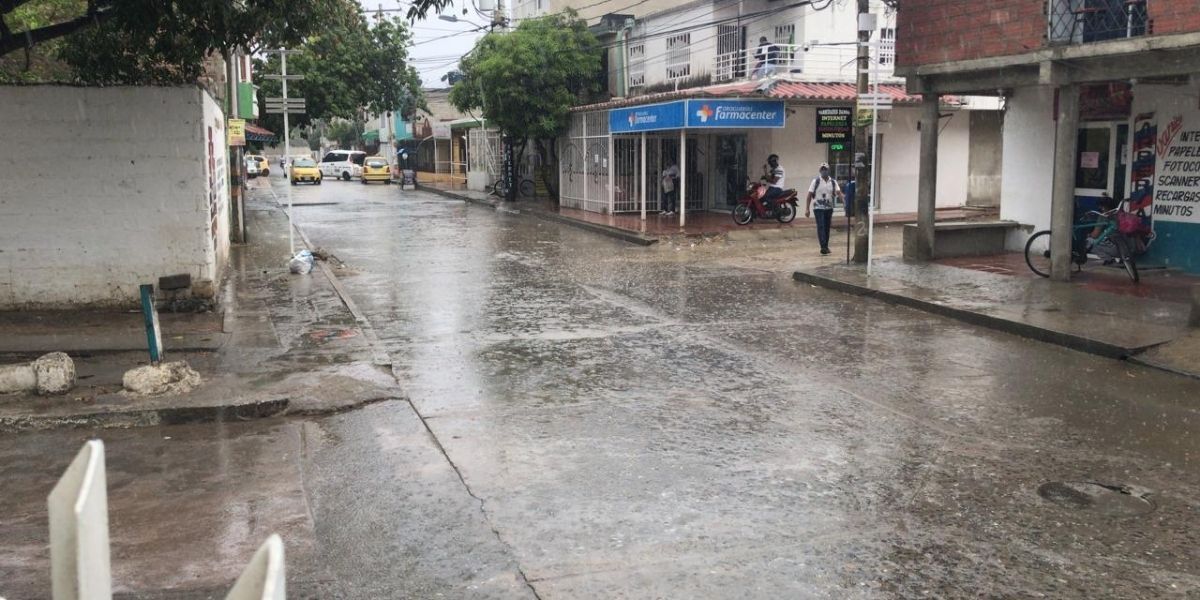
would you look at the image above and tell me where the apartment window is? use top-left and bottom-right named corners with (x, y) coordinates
top-left (666, 33), bottom-right (691, 80)
top-left (627, 43), bottom-right (645, 88)
top-left (879, 27), bottom-right (896, 66)
top-left (773, 24), bottom-right (795, 46)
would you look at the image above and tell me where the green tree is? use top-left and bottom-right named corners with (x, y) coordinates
top-left (253, 7), bottom-right (423, 135)
top-left (1, 0), bottom-right (343, 82)
top-left (449, 13), bottom-right (600, 200)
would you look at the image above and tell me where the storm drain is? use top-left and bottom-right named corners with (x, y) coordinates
top-left (1037, 481), bottom-right (1155, 517)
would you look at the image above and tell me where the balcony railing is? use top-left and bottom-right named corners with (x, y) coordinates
top-left (712, 44), bottom-right (898, 84)
top-left (1048, 0), bottom-right (1148, 44)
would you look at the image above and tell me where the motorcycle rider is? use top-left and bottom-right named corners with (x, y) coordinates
top-left (760, 154), bottom-right (786, 212)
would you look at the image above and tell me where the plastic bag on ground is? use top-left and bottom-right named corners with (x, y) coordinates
top-left (289, 250), bottom-right (314, 274)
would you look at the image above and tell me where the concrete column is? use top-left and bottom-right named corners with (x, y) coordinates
top-left (915, 94), bottom-right (940, 260)
top-left (1051, 84), bottom-right (1081, 282)
top-left (679, 129), bottom-right (687, 228)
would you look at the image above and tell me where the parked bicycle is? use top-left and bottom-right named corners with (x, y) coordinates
top-left (1024, 205), bottom-right (1148, 282)
top-left (488, 176), bottom-right (536, 199)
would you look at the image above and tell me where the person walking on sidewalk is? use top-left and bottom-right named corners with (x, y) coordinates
top-left (805, 162), bottom-right (843, 255)
top-left (661, 159), bottom-right (680, 216)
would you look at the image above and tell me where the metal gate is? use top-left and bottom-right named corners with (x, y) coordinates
top-left (559, 111), bottom-right (611, 212)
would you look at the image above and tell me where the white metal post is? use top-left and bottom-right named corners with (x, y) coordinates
top-left (607, 134), bottom-right (615, 214)
top-left (225, 534), bottom-right (286, 600)
top-left (582, 114), bottom-right (589, 209)
top-left (679, 129), bottom-right (687, 228)
top-left (282, 51), bottom-right (293, 256)
top-left (640, 132), bottom-right (647, 221)
top-left (48, 440), bottom-right (111, 600)
top-left (867, 41), bottom-right (880, 276)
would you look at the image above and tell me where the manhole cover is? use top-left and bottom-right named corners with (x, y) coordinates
top-left (1037, 481), bottom-right (1155, 517)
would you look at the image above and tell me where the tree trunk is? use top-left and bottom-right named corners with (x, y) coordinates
top-left (535, 138), bottom-right (560, 203)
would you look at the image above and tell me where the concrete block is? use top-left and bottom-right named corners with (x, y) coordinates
top-left (32, 352), bottom-right (77, 395)
top-left (122, 361), bottom-right (202, 396)
top-left (0, 352), bottom-right (76, 395)
top-left (158, 273), bottom-right (193, 291)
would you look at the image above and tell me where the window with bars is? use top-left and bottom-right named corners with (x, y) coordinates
top-left (773, 24), bottom-right (795, 46)
top-left (628, 43), bottom-right (645, 88)
top-left (666, 33), bottom-right (691, 81)
top-left (879, 27), bottom-right (896, 66)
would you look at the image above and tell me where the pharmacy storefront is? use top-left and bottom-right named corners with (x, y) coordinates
top-left (558, 98), bottom-right (786, 226)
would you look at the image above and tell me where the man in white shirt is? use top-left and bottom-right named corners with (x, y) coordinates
top-left (805, 162), bottom-right (843, 255)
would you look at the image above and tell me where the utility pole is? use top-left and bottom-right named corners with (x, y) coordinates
top-left (851, 0), bottom-right (872, 264)
top-left (225, 49), bottom-right (246, 244)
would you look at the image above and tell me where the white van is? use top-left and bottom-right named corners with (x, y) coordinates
top-left (318, 150), bottom-right (366, 181)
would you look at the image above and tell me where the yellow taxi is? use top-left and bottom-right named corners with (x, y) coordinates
top-left (361, 156), bottom-right (391, 184)
top-left (289, 157), bottom-right (322, 185)
top-left (248, 154), bottom-right (270, 176)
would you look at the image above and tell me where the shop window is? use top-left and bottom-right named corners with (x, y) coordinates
top-left (1076, 127), bottom-right (1112, 191)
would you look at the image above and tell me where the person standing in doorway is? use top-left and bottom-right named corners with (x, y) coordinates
top-left (805, 162), bottom-right (843, 255)
top-left (661, 158), bottom-right (680, 216)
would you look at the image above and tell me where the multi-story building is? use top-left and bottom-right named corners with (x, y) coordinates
top-left (537, 0), bottom-right (1001, 225)
top-left (897, 0), bottom-right (1200, 276)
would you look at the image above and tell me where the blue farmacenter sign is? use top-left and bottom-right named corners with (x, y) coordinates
top-left (609, 99), bottom-right (786, 133)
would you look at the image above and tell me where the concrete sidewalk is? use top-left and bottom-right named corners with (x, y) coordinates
top-left (0, 188), bottom-right (403, 431)
top-left (419, 183), bottom-right (995, 246)
top-left (794, 258), bottom-right (1197, 376)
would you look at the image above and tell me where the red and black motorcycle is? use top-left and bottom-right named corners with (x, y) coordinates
top-left (732, 181), bottom-right (799, 225)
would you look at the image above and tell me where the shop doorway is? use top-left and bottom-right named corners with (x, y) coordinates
top-left (715, 134), bottom-right (748, 209)
top-left (1075, 121), bottom-right (1129, 210)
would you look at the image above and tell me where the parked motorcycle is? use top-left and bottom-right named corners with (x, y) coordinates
top-left (732, 181), bottom-right (799, 225)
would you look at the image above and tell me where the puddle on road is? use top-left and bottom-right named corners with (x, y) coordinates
top-left (1037, 481), bottom-right (1155, 517)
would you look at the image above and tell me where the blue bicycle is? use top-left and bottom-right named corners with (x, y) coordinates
top-left (1024, 207), bottom-right (1141, 282)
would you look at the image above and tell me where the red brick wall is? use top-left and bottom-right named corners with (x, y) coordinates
top-left (897, 0), bottom-right (1200, 68)
top-left (1152, 0), bottom-right (1200, 35)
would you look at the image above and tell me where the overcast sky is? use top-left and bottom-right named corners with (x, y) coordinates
top-left (358, 0), bottom-right (486, 88)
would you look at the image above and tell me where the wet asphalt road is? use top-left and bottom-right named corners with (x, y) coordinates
top-left (273, 177), bottom-right (1200, 597)
top-left (3, 175), bottom-right (1199, 599)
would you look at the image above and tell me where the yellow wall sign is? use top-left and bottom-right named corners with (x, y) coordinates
top-left (228, 118), bottom-right (246, 146)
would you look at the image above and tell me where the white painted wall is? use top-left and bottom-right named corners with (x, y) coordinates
top-left (998, 86), bottom-right (1057, 249)
top-left (747, 105), bottom-right (971, 214)
top-left (747, 109), bottom-right (827, 192)
top-left (875, 106), bottom-right (972, 214)
top-left (0, 85), bottom-right (228, 309)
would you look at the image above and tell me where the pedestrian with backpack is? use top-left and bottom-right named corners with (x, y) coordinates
top-left (805, 162), bottom-right (843, 255)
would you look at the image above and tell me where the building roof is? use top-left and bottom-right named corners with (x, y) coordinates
top-left (572, 79), bottom-right (952, 112)
top-left (245, 123), bottom-right (277, 143)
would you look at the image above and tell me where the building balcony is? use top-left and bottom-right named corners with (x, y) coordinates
top-left (712, 44), bottom-right (899, 85)
top-left (1048, 0), bottom-right (1148, 45)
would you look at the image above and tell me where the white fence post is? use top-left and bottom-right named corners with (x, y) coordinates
top-left (224, 535), bottom-right (286, 600)
top-left (48, 440), bottom-right (111, 600)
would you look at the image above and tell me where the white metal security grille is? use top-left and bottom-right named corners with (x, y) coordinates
top-left (665, 34), bottom-right (691, 81)
top-left (627, 43), bottom-right (645, 89)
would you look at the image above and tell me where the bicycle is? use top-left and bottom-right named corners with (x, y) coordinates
top-left (488, 176), bottom-right (536, 199)
top-left (1024, 207), bottom-right (1144, 282)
